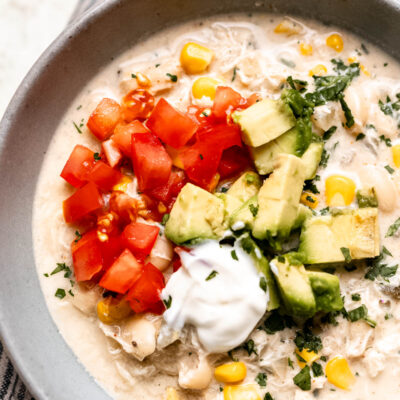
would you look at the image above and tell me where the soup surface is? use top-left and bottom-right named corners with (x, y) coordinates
top-left (33, 13), bottom-right (400, 400)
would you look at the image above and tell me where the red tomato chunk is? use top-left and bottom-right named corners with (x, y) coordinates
top-left (218, 146), bottom-right (250, 179)
top-left (122, 89), bottom-right (155, 122)
top-left (127, 263), bottom-right (165, 314)
top-left (146, 170), bottom-right (186, 204)
top-left (147, 98), bottom-right (198, 148)
top-left (71, 230), bottom-right (103, 281)
top-left (112, 120), bottom-right (148, 156)
top-left (99, 249), bottom-right (143, 294)
top-left (122, 222), bottom-right (160, 260)
top-left (88, 161), bottom-right (123, 191)
top-left (131, 132), bottom-right (172, 191)
top-left (87, 98), bottom-right (121, 141)
top-left (63, 182), bottom-right (104, 223)
top-left (102, 139), bottom-right (122, 168)
top-left (60, 145), bottom-right (95, 188)
top-left (100, 235), bottom-right (124, 270)
top-left (212, 86), bottom-right (244, 120)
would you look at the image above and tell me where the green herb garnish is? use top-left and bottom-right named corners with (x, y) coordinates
top-left (293, 365), bottom-right (311, 391)
top-left (163, 295), bottom-right (172, 309)
top-left (386, 217), bottom-right (400, 237)
top-left (340, 247), bottom-right (352, 263)
top-left (259, 277), bottom-right (267, 292)
top-left (161, 213), bottom-right (170, 226)
top-left (249, 204), bottom-right (259, 217)
top-left (206, 270), bottom-right (218, 281)
top-left (311, 362), bottom-right (324, 377)
top-left (55, 288), bottom-right (66, 299)
top-left (385, 165), bottom-right (395, 174)
top-left (166, 73), bottom-right (178, 82)
top-left (94, 152), bottom-right (101, 161)
top-left (255, 372), bottom-right (267, 387)
top-left (73, 121), bottom-right (82, 134)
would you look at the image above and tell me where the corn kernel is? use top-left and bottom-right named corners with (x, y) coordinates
top-left (97, 298), bottom-right (131, 325)
top-left (192, 77), bottom-right (221, 100)
top-left (180, 43), bottom-right (213, 74)
top-left (348, 57), bottom-right (370, 76)
top-left (300, 192), bottom-right (319, 209)
top-left (215, 362), bottom-right (247, 383)
top-left (223, 384), bottom-right (261, 400)
top-left (166, 387), bottom-right (180, 400)
top-left (136, 72), bottom-right (151, 88)
top-left (309, 64), bottom-right (327, 77)
top-left (392, 144), bottom-right (400, 167)
top-left (296, 349), bottom-right (320, 368)
top-left (113, 175), bottom-right (133, 192)
top-left (325, 175), bottom-right (356, 206)
top-left (158, 202), bottom-right (167, 214)
top-left (165, 145), bottom-right (185, 169)
top-left (299, 43), bottom-right (313, 56)
top-left (274, 20), bottom-right (302, 35)
top-left (326, 33), bottom-right (344, 52)
top-left (325, 356), bottom-right (355, 390)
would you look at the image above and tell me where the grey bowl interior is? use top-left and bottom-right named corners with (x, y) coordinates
top-left (1, 0), bottom-right (400, 398)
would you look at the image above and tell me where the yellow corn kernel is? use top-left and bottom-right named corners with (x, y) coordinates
top-left (309, 64), bottom-right (327, 77)
top-left (325, 175), bottom-right (356, 206)
top-left (180, 43), bottom-right (213, 74)
top-left (215, 362), bottom-right (247, 383)
top-left (158, 202), bottom-right (167, 214)
top-left (296, 349), bottom-right (320, 368)
top-left (325, 356), bottom-right (355, 390)
top-left (326, 33), bottom-right (344, 52)
top-left (223, 384), bottom-right (261, 400)
top-left (300, 192), bottom-right (319, 209)
top-left (165, 387), bottom-right (180, 400)
top-left (97, 298), bottom-right (131, 325)
top-left (192, 77), bottom-right (221, 100)
top-left (392, 144), bottom-right (400, 167)
top-left (113, 175), bottom-right (133, 192)
top-left (136, 72), bottom-right (151, 88)
top-left (299, 43), bottom-right (313, 56)
top-left (165, 145), bottom-right (185, 169)
top-left (348, 57), bottom-right (370, 76)
top-left (274, 20), bottom-right (302, 35)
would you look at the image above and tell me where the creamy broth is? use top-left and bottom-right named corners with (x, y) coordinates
top-left (33, 14), bottom-right (400, 400)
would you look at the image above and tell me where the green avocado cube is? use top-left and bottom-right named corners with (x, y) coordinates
top-left (227, 171), bottom-right (261, 203)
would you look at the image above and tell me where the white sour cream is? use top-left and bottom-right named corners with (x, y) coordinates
top-left (162, 240), bottom-right (268, 353)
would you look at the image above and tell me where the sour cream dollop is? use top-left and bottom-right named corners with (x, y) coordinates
top-left (162, 240), bottom-right (268, 353)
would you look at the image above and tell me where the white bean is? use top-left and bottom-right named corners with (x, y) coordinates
top-left (178, 353), bottom-right (212, 390)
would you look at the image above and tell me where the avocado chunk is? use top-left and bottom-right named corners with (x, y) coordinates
top-left (299, 208), bottom-right (380, 264)
top-left (232, 99), bottom-right (296, 147)
top-left (356, 187), bottom-right (378, 208)
top-left (165, 183), bottom-right (225, 244)
top-left (239, 235), bottom-right (280, 311)
top-left (249, 128), bottom-right (323, 180)
top-left (293, 204), bottom-right (313, 229)
top-left (300, 142), bottom-right (323, 180)
top-left (230, 195), bottom-right (258, 231)
top-left (270, 257), bottom-right (343, 318)
top-left (227, 171), bottom-right (261, 203)
top-left (270, 258), bottom-right (316, 318)
top-left (253, 154), bottom-right (306, 239)
top-left (216, 193), bottom-right (243, 228)
top-left (307, 271), bottom-right (343, 313)
top-left (249, 127), bottom-right (298, 175)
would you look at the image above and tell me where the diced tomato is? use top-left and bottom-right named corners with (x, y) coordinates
top-left (102, 139), bottom-right (122, 168)
top-left (172, 257), bottom-right (182, 272)
top-left (146, 170), bottom-right (186, 203)
top-left (218, 146), bottom-right (250, 179)
top-left (100, 235), bottom-right (124, 270)
top-left (122, 89), bottom-right (155, 122)
top-left (87, 98), bottom-right (121, 140)
top-left (99, 249), bottom-right (144, 294)
top-left (127, 263), bottom-right (165, 314)
top-left (112, 120), bottom-right (148, 156)
top-left (88, 161), bottom-right (123, 191)
top-left (71, 230), bottom-right (103, 281)
top-left (60, 145), bottom-right (95, 188)
top-left (109, 192), bottom-right (138, 224)
top-left (122, 222), bottom-right (160, 260)
top-left (63, 182), bottom-right (104, 223)
top-left (197, 123), bottom-right (242, 149)
top-left (147, 98), bottom-right (198, 148)
top-left (212, 86), bottom-right (244, 120)
top-left (131, 132), bottom-right (172, 191)
top-left (247, 93), bottom-right (262, 107)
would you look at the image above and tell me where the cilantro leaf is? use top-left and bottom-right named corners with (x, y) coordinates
top-left (386, 217), bottom-right (400, 237)
top-left (255, 372), bottom-right (267, 387)
top-left (293, 365), bottom-right (311, 391)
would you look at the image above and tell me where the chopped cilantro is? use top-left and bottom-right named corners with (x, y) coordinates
top-left (244, 339), bottom-right (258, 356)
top-left (323, 126), bottom-right (337, 141)
top-left (264, 393), bottom-right (274, 400)
top-left (320, 207), bottom-right (330, 215)
top-left (339, 94), bottom-right (355, 127)
top-left (259, 276), bottom-right (267, 292)
top-left (382, 246), bottom-right (393, 257)
top-left (55, 288), bottom-right (66, 299)
top-left (379, 134), bottom-right (392, 147)
top-left (320, 356), bottom-right (327, 362)
top-left (43, 273), bottom-right (49, 277)
top-left (293, 365), bottom-right (311, 391)
top-left (161, 213), bottom-right (170, 226)
top-left (263, 310), bottom-right (295, 334)
top-left (340, 247), bottom-right (352, 263)
top-left (294, 328), bottom-right (323, 353)
top-left (351, 293), bottom-right (361, 301)
top-left (305, 195), bottom-right (315, 203)
top-left (131, 73), bottom-right (137, 78)
top-left (163, 295), bottom-right (172, 309)
top-left (303, 180), bottom-right (320, 194)
top-left (356, 133), bottom-right (365, 141)
top-left (220, 186), bottom-right (228, 193)
top-left (166, 73), bottom-right (178, 82)
top-left (311, 362), bottom-right (324, 377)
top-left (249, 203), bottom-right (259, 217)
top-left (232, 66), bottom-right (238, 82)
top-left (231, 250), bottom-right (238, 261)
top-left (386, 217), bottom-right (400, 237)
top-left (277, 255), bottom-right (285, 263)
top-left (361, 43), bottom-right (369, 54)
top-left (93, 152), bottom-right (101, 161)
top-left (73, 121), bottom-right (82, 134)
top-left (245, 173), bottom-right (256, 184)
top-left (288, 358), bottom-right (294, 369)
top-left (68, 289), bottom-right (74, 297)
top-left (255, 372), bottom-right (267, 387)
top-left (385, 165), bottom-right (395, 174)
top-left (155, 63), bottom-right (160, 68)
top-left (50, 263), bottom-right (72, 278)
top-left (385, 313), bottom-right (393, 320)
top-left (205, 270), bottom-right (218, 281)
top-left (319, 148), bottom-right (330, 168)
top-left (348, 304), bottom-right (377, 327)
top-left (199, 154), bottom-right (204, 160)
top-left (74, 230), bottom-right (82, 243)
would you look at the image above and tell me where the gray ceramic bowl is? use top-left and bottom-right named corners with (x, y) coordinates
top-left (1, 0), bottom-right (400, 398)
